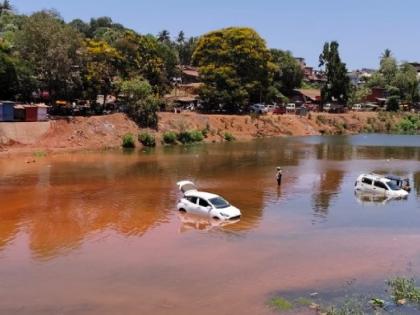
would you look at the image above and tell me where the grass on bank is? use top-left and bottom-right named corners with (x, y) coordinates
top-left (138, 132), bottom-right (156, 147)
top-left (122, 133), bottom-right (135, 148)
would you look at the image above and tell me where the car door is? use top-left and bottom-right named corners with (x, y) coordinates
top-left (185, 196), bottom-right (199, 213)
top-left (197, 198), bottom-right (212, 216)
top-left (373, 181), bottom-right (387, 195)
top-left (361, 177), bottom-right (374, 192)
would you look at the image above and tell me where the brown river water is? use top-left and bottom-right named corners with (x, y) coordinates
top-left (0, 134), bottom-right (420, 315)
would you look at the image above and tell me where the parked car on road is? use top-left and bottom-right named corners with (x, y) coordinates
top-left (250, 103), bottom-right (268, 114)
top-left (286, 103), bottom-right (296, 113)
top-left (177, 181), bottom-right (242, 221)
top-left (273, 105), bottom-right (286, 115)
top-left (352, 103), bottom-right (364, 111)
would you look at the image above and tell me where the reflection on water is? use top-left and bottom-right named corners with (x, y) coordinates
top-left (0, 134), bottom-right (420, 314)
top-left (354, 190), bottom-right (407, 206)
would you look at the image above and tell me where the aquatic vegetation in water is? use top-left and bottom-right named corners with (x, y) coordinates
top-left (268, 296), bottom-right (293, 311)
top-left (387, 277), bottom-right (420, 303)
top-left (323, 298), bottom-right (365, 315)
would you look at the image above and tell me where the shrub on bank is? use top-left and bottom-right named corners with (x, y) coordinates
top-left (122, 133), bottom-right (135, 148)
top-left (163, 131), bottom-right (177, 144)
top-left (223, 132), bottom-right (235, 141)
top-left (138, 132), bottom-right (156, 147)
top-left (177, 130), bottom-right (204, 144)
top-left (190, 130), bottom-right (204, 142)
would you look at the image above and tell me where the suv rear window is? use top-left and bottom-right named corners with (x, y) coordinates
top-left (374, 181), bottom-right (388, 190)
top-left (198, 198), bottom-right (209, 207)
top-left (361, 177), bottom-right (372, 185)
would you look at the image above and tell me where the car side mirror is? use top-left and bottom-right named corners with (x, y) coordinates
top-left (207, 206), bottom-right (212, 211)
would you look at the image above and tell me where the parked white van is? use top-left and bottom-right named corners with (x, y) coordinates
top-left (354, 173), bottom-right (409, 198)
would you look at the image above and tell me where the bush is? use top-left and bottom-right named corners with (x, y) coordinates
top-left (190, 130), bottom-right (204, 142)
top-left (122, 133), bottom-right (135, 148)
top-left (163, 131), bottom-right (177, 144)
top-left (223, 132), bottom-right (235, 141)
top-left (138, 132), bottom-right (156, 147)
top-left (177, 130), bottom-right (204, 144)
top-left (386, 96), bottom-right (400, 111)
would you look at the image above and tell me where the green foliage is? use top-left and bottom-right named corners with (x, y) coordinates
top-left (348, 86), bottom-right (371, 105)
top-left (119, 76), bottom-right (153, 101)
top-left (319, 41), bottom-right (350, 104)
top-left (393, 63), bottom-right (419, 103)
top-left (270, 49), bottom-right (303, 96)
top-left (162, 131), bottom-right (177, 144)
top-left (15, 11), bottom-right (84, 100)
top-left (84, 39), bottom-right (123, 100)
top-left (189, 130), bottom-right (204, 142)
top-left (386, 95), bottom-right (400, 111)
top-left (394, 114), bottom-right (420, 134)
top-left (138, 132), bottom-right (156, 147)
top-left (268, 296), bottom-right (293, 311)
top-left (388, 277), bottom-right (420, 303)
top-left (223, 132), bottom-right (235, 141)
top-left (122, 133), bottom-right (135, 148)
top-left (192, 27), bottom-right (274, 113)
top-left (379, 49), bottom-right (398, 86)
top-left (177, 130), bottom-right (204, 144)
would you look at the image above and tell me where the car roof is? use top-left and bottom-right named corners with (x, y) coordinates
top-left (185, 190), bottom-right (220, 199)
top-left (360, 173), bottom-right (391, 183)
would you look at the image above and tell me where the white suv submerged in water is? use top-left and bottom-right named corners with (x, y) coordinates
top-left (176, 181), bottom-right (241, 221)
top-left (354, 174), bottom-right (409, 198)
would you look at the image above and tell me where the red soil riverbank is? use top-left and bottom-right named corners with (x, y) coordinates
top-left (0, 111), bottom-right (393, 158)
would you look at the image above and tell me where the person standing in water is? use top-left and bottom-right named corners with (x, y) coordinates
top-left (276, 167), bottom-right (282, 186)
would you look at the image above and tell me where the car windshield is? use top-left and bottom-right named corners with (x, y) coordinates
top-left (209, 197), bottom-right (230, 209)
top-left (386, 181), bottom-right (401, 191)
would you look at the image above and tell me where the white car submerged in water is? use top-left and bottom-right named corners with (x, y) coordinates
top-left (176, 181), bottom-right (241, 221)
top-left (354, 173), bottom-right (409, 198)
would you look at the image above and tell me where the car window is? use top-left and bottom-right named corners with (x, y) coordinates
top-left (374, 181), bottom-right (388, 190)
top-left (198, 198), bottom-right (209, 207)
top-left (186, 196), bottom-right (198, 204)
top-left (361, 177), bottom-right (372, 185)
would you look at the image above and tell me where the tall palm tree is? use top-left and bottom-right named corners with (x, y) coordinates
top-left (157, 30), bottom-right (170, 43)
top-left (381, 49), bottom-right (392, 59)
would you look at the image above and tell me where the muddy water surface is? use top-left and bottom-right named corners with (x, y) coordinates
top-left (0, 134), bottom-right (420, 314)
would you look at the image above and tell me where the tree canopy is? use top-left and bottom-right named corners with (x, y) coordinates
top-left (319, 41), bottom-right (350, 104)
top-left (192, 27), bottom-right (275, 113)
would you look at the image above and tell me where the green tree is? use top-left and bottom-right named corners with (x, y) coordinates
top-left (0, 0), bottom-right (12, 15)
top-left (15, 11), bottom-right (84, 100)
top-left (157, 30), bottom-right (170, 43)
top-left (119, 77), bottom-right (159, 128)
top-left (0, 43), bottom-right (18, 99)
top-left (386, 86), bottom-right (400, 111)
top-left (84, 39), bottom-right (123, 102)
top-left (192, 27), bottom-right (274, 113)
top-left (319, 41), bottom-right (350, 104)
top-left (393, 63), bottom-right (419, 103)
top-left (348, 86), bottom-right (371, 105)
top-left (270, 49), bottom-right (303, 96)
top-left (69, 18), bottom-right (90, 37)
top-left (379, 50), bottom-right (398, 86)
